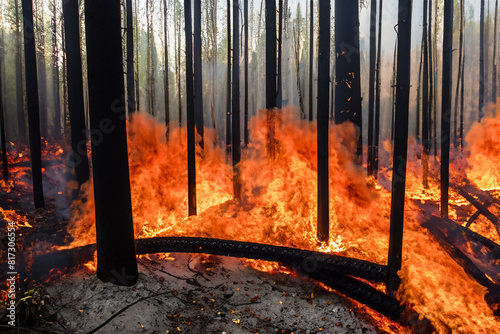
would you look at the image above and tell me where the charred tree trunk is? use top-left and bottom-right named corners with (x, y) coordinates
top-left (428, 0), bottom-right (435, 155)
top-left (194, 0), bottom-right (204, 149)
top-left (391, 38), bottom-right (397, 142)
top-left (226, 0), bottom-right (232, 159)
top-left (367, 0), bottom-right (377, 177)
top-left (85, 0), bottom-right (138, 286)
top-left (22, 0), bottom-right (45, 209)
top-left (126, 0), bottom-right (136, 114)
top-left (416, 43), bottom-right (423, 142)
top-left (266, 0), bottom-right (277, 109)
top-left (460, 52), bottom-right (465, 151)
top-left (308, 0), bottom-right (313, 121)
top-left (51, 0), bottom-right (61, 141)
top-left (244, 0), bottom-right (249, 146)
top-left (317, 0), bottom-right (330, 243)
top-left (373, 0), bottom-right (383, 176)
top-left (135, 0), bottom-right (141, 113)
top-left (276, 0), bottom-right (283, 108)
top-left (185, 0), bottom-right (197, 216)
top-left (387, 0), bottom-right (412, 295)
top-left (422, 0), bottom-right (430, 188)
top-left (454, 0), bottom-right (464, 145)
top-left (0, 24), bottom-right (8, 181)
top-left (62, 0), bottom-right (90, 187)
top-left (163, 0), bottom-right (170, 139)
top-left (35, 0), bottom-right (48, 139)
top-left (335, 0), bottom-right (362, 160)
top-left (232, 0), bottom-right (241, 200)
top-left (480, 0), bottom-right (485, 121)
top-left (440, 0), bottom-right (453, 219)
top-left (293, 12), bottom-right (305, 120)
top-left (15, 0), bottom-right (26, 144)
top-left (492, 0), bottom-right (498, 102)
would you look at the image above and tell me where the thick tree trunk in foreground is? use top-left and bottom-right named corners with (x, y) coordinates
top-left (85, 0), bottom-right (138, 286)
top-left (62, 0), bottom-right (90, 187)
top-left (317, 0), bottom-right (330, 243)
top-left (387, 0), bottom-right (412, 295)
top-left (22, 0), bottom-right (45, 209)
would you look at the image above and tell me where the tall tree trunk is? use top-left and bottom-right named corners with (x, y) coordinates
top-left (0, 13), bottom-right (8, 181)
top-left (184, 0), bottom-right (197, 216)
top-left (22, 0), bottom-right (45, 208)
top-left (317, 0), bottom-right (330, 243)
top-left (163, 0), bottom-right (170, 139)
top-left (367, 0), bottom-right (377, 177)
top-left (15, 0), bottom-right (26, 144)
top-left (85, 0), bottom-right (138, 286)
top-left (276, 0), bottom-right (283, 108)
top-left (232, 0), bottom-right (241, 200)
top-left (226, 0), bottom-right (232, 158)
top-left (391, 38), bottom-right (397, 142)
top-left (266, 0), bottom-right (276, 109)
top-left (428, 0), bottom-right (435, 154)
top-left (126, 0), bottom-right (136, 114)
top-left (308, 0), bottom-right (313, 121)
top-left (293, 13), bottom-right (305, 120)
top-left (244, 0), bottom-right (249, 145)
top-left (492, 0), bottom-right (498, 102)
top-left (146, 0), bottom-right (152, 115)
top-left (432, 0), bottom-right (438, 157)
top-left (480, 0), bottom-right (485, 121)
top-left (335, 0), bottom-right (362, 160)
top-left (387, 0), bottom-right (412, 296)
top-left (135, 0), bottom-right (141, 112)
top-left (440, 0), bottom-right (453, 219)
top-left (175, 0), bottom-right (182, 126)
top-left (62, 0), bottom-right (90, 188)
top-left (61, 23), bottom-right (69, 136)
top-left (422, 0), bottom-right (430, 188)
top-left (373, 0), bottom-right (383, 177)
top-left (416, 43), bottom-right (423, 142)
top-left (36, 0), bottom-right (49, 139)
top-left (454, 0), bottom-right (464, 145)
top-left (194, 0), bottom-right (204, 149)
top-left (51, 0), bottom-right (61, 141)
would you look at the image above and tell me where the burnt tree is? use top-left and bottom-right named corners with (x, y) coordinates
top-left (50, 0), bottom-right (61, 141)
top-left (226, 0), bottom-right (232, 158)
top-left (335, 0), bottom-right (362, 160)
top-left (163, 0), bottom-right (170, 138)
top-left (373, 0), bottom-right (383, 176)
top-left (185, 0), bottom-right (197, 216)
top-left (367, 0), bottom-right (377, 177)
top-left (0, 22), bottom-right (8, 181)
top-left (15, 0), bottom-right (26, 144)
top-left (22, 0), bottom-right (45, 209)
top-left (62, 0), bottom-right (90, 187)
top-left (479, 0), bottom-right (485, 121)
top-left (266, 0), bottom-right (277, 109)
top-left (422, 0), bottom-right (430, 188)
top-left (277, 0), bottom-right (283, 108)
top-left (317, 0), bottom-right (330, 243)
top-left (453, 0), bottom-right (464, 145)
top-left (85, 0), bottom-right (138, 285)
top-left (194, 0), bottom-right (204, 149)
top-left (126, 0), bottom-right (136, 114)
top-left (387, 0), bottom-right (412, 295)
top-left (232, 0), bottom-right (241, 199)
top-left (492, 0), bottom-right (498, 102)
top-left (244, 0), bottom-right (249, 145)
top-left (440, 0), bottom-right (453, 219)
top-left (308, 0), bottom-right (313, 121)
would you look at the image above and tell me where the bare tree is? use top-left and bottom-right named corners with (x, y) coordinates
top-left (0, 5), bottom-right (8, 180)
top-left (126, 0), bottom-right (136, 114)
top-left (14, 0), bottom-right (26, 143)
top-left (232, 0), bottom-right (241, 199)
top-left (163, 0), bottom-right (170, 138)
top-left (293, 4), bottom-right (305, 119)
top-left (50, 0), bottom-right (61, 140)
top-left (194, 0), bottom-right (204, 148)
top-left (308, 0), bottom-right (313, 121)
top-left (480, 0), bottom-right (485, 121)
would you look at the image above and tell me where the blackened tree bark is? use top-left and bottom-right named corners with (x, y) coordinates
top-left (266, 0), bottom-right (276, 109)
top-left (335, 0), bottom-right (362, 160)
top-left (232, 0), bottom-right (241, 200)
top-left (126, 0), bottom-right (136, 114)
top-left (35, 0), bottom-right (48, 139)
top-left (492, 0), bottom-right (498, 102)
top-left (62, 0), bottom-right (90, 187)
top-left (373, 0), bottom-right (383, 177)
top-left (163, 0), bottom-right (170, 139)
top-left (85, 0), bottom-right (138, 285)
top-left (51, 0), bottom-right (61, 141)
top-left (428, 0), bottom-right (434, 154)
top-left (293, 8), bottom-right (305, 120)
top-left (244, 0), bottom-right (249, 145)
top-left (453, 0), bottom-right (464, 145)
top-left (387, 0), bottom-right (412, 296)
top-left (440, 0), bottom-right (453, 219)
top-left (15, 0), bottom-right (26, 144)
top-left (308, 0), bottom-right (313, 121)
top-left (194, 0), bottom-right (204, 149)
top-left (226, 0), bottom-right (232, 158)
top-left (185, 0), bottom-right (197, 216)
top-left (22, 0), bottom-right (45, 209)
top-left (479, 0), bottom-right (485, 121)
top-left (135, 0), bottom-right (141, 113)
top-left (416, 44), bottom-right (423, 142)
top-left (367, 0), bottom-right (377, 177)
top-left (317, 0), bottom-right (330, 243)
top-left (0, 22), bottom-right (8, 181)
top-left (276, 0), bottom-right (283, 108)
top-left (422, 0), bottom-right (430, 188)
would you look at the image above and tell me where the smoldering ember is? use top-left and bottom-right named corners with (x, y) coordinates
top-left (1, 0), bottom-right (500, 333)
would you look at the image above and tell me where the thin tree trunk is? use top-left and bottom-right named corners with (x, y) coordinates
top-left (22, 0), bottom-right (45, 209)
top-left (232, 0), bottom-right (241, 200)
top-left (293, 16), bottom-right (305, 120)
top-left (440, 0), bottom-right (453, 219)
top-left (422, 0), bottom-right (430, 188)
top-left (135, 0), bottom-right (141, 112)
top-left (432, 0), bottom-right (438, 157)
top-left (51, 0), bottom-right (61, 141)
top-left (0, 15), bottom-right (8, 181)
top-left (308, 0), bottom-right (313, 121)
top-left (276, 0), bottom-right (283, 108)
top-left (226, 0), bottom-right (232, 159)
top-left (163, 0), bottom-right (170, 139)
top-left (244, 0), bottom-right (249, 145)
top-left (460, 53), bottom-right (465, 151)
top-left (453, 0), bottom-right (464, 145)
top-left (61, 23), bottom-right (69, 136)
top-left (492, 0), bottom-right (498, 102)
top-left (480, 0), bottom-right (485, 121)
top-left (184, 0), bottom-right (197, 216)
top-left (85, 0), bottom-right (138, 286)
top-left (317, 0), bottom-right (330, 243)
top-left (428, 0), bottom-right (435, 154)
top-left (367, 0), bottom-right (377, 177)
top-left (416, 43), bottom-right (423, 142)
top-left (194, 0), bottom-right (204, 149)
top-left (15, 0), bottom-right (26, 144)
top-left (373, 0), bottom-right (383, 177)
top-left (126, 0), bottom-right (136, 114)
top-left (36, 0), bottom-right (49, 139)
top-left (387, 0), bottom-right (412, 296)
top-left (391, 37), bottom-right (397, 142)
top-left (266, 0), bottom-right (276, 109)
top-left (62, 0), bottom-right (90, 188)
top-left (146, 0), bottom-right (152, 115)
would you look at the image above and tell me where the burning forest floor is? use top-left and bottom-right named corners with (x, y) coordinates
top-left (2, 107), bottom-right (500, 333)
